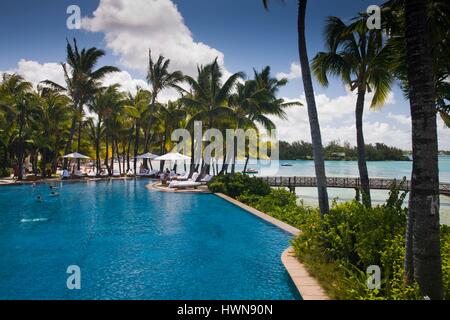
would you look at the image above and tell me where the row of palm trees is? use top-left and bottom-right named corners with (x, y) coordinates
top-left (0, 41), bottom-right (295, 181)
top-left (263, 0), bottom-right (449, 300)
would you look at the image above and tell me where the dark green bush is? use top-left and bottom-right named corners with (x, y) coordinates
top-left (235, 181), bottom-right (448, 299)
top-left (0, 167), bottom-right (12, 178)
top-left (208, 173), bottom-right (271, 198)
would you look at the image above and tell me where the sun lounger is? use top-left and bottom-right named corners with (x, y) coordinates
top-left (168, 181), bottom-right (202, 189)
top-left (126, 169), bottom-right (135, 177)
top-left (137, 169), bottom-right (159, 177)
top-left (87, 171), bottom-right (97, 178)
top-left (74, 170), bottom-right (86, 178)
top-left (200, 175), bottom-right (213, 184)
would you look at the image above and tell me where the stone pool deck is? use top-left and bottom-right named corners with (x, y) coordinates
top-left (215, 193), bottom-right (329, 300)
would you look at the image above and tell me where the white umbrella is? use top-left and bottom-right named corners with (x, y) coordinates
top-left (135, 152), bottom-right (159, 159)
top-left (155, 152), bottom-right (191, 173)
top-left (63, 152), bottom-right (90, 159)
top-left (154, 152), bottom-right (191, 161)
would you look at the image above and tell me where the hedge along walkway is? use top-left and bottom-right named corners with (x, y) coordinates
top-left (215, 193), bottom-right (329, 300)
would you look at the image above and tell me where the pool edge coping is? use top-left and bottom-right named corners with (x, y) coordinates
top-left (214, 193), bottom-right (330, 301)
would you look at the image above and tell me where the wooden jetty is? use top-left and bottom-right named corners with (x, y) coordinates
top-left (260, 176), bottom-right (450, 198)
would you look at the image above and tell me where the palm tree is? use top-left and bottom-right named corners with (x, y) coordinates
top-left (42, 39), bottom-right (119, 169)
top-left (181, 59), bottom-right (245, 176)
top-left (123, 89), bottom-right (152, 173)
top-left (33, 87), bottom-right (72, 177)
top-left (155, 100), bottom-right (187, 171)
top-left (402, 0), bottom-right (443, 299)
top-left (0, 74), bottom-right (37, 180)
top-left (145, 50), bottom-right (184, 168)
top-left (101, 85), bottom-right (125, 176)
top-left (263, 0), bottom-right (329, 216)
top-left (382, 0), bottom-right (449, 127)
top-left (311, 16), bottom-right (394, 207)
top-left (229, 67), bottom-right (300, 173)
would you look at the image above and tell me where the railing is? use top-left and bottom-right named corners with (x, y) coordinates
top-left (260, 176), bottom-right (450, 195)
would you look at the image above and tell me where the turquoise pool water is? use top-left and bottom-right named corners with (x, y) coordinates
top-left (0, 180), bottom-right (300, 300)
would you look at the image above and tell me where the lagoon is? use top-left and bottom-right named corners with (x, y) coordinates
top-left (234, 156), bottom-right (450, 225)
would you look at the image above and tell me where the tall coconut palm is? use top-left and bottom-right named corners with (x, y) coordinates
top-left (145, 50), bottom-right (184, 168)
top-left (0, 74), bottom-right (37, 180)
top-left (229, 68), bottom-right (300, 173)
top-left (263, 0), bottom-right (329, 216)
top-left (42, 39), bottom-right (119, 169)
top-left (402, 0), bottom-right (443, 299)
top-left (33, 87), bottom-right (72, 177)
top-left (181, 59), bottom-right (245, 176)
top-left (311, 16), bottom-right (395, 207)
top-left (101, 85), bottom-right (125, 176)
top-left (154, 100), bottom-right (187, 170)
top-left (124, 89), bottom-right (152, 173)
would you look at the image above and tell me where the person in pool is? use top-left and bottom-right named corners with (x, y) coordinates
top-left (36, 195), bottom-right (43, 202)
top-left (50, 191), bottom-right (59, 197)
top-left (49, 186), bottom-right (58, 190)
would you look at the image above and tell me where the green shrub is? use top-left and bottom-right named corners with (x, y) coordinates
top-left (208, 173), bottom-right (271, 198)
top-left (0, 167), bottom-right (12, 178)
top-left (216, 177), bottom-right (449, 300)
top-left (442, 225), bottom-right (450, 299)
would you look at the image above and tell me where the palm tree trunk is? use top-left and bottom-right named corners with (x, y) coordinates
top-left (189, 132), bottom-right (196, 178)
top-left (355, 88), bottom-right (371, 207)
top-left (76, 107), bottom-right (83, 170)
top-left (116, 139), bottom-right (122, 175)
top-left (105, 133), bottom-right (110, 174)
top-left (404, 0), bottom-right (442, 299)
top-left (134, 123), bottom-right (140, 174)
top-left (110, 137), bottom-right (114, 176)
top-left (243, 154), bottom-right (250, 174)
top-left (297, 0), bottom-right (329, 217)
top-left (231, 135), bottom-right (238, 175)
top-left (63, 112), bottom-right (78, 170)
top-left (96, 122), bottom-right (101, 174)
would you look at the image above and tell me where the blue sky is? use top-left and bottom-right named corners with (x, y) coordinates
top-left (0, 0), bottom-right (448, 149)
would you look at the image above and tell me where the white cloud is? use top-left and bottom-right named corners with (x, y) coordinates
top-left (276, 62), bottom-right (302, 80)
top-left (1, 59), bottom-right (65, 89)
top-left (267, 90), bottom-right (443, 150)
top-left (387, 112), bottom-right (411, 126)
top-left (81, 0), bottom-right (227, 77)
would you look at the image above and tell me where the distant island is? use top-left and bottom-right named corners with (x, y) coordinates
top-left (279, 140), bottom-right (411, 161)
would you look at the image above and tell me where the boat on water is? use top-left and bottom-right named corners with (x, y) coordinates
top-left (281, 163), bottom-right (293, 167)
top-left (244, 168), bottom-right (259, 174)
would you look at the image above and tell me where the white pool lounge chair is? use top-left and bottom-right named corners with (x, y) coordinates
top-left (175, 172), bottom-right (189, 181)
top-left (74, 170), bottom-right (86, 178)
top-left (169, 181), bottom-right (202, 189)
top-left (126, 169), bottom-right (135, 177)
top-left (200, 175), bottom-right (213, 184)
top-left (87, 170), bottom-right (97, 178)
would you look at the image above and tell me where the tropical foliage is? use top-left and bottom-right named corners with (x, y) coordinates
top-left (238, 184), bottom-right (450, 300)
top-left (0, 40), bottom-right (294, 179)
top-left (279, 140), bottom-right (409, 161)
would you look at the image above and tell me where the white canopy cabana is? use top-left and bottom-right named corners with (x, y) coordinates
top-left (154, 152), bottom-right (191, 161)
top-left (155, 152), bottom-right (191, 173)
top-left (63, 152), bottom-right (90, 159)
top-left (135, 152), bottom-right (159, 159)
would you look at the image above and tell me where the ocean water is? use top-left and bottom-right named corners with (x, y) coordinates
top-left (0, 180), bottom-right (299, 300)
top-left (232, 156), bottom-right (450, 226)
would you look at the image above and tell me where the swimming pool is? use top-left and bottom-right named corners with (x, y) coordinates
top-left (0, 180), bottom-right (300, 300)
